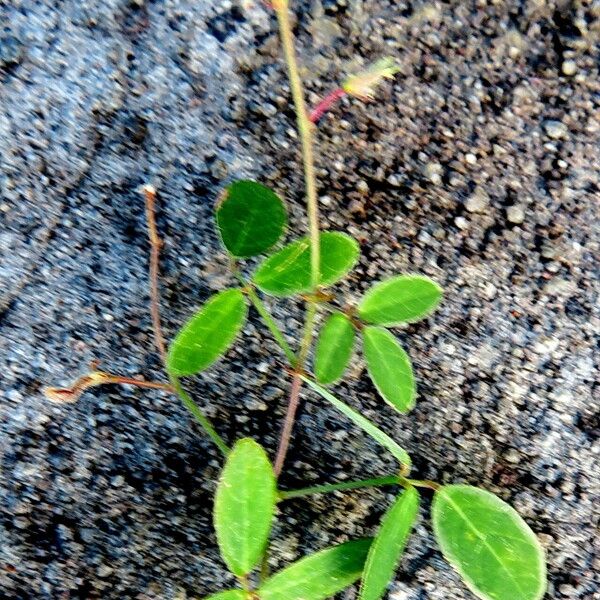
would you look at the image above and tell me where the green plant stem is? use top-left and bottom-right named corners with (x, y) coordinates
top-left (231, 266), bottom-right (295, 364)
top-left (245, 285), bottom-right (296, 364)
top-left (279, 475), bottom-right (400, 501)
top-left (169, 375), bottom-right (230, 457)
top-left (297, 302), bottom-right (317, 366)
top-left (302, 376), bottom-right (413, 468)
top-left (141, 184), bottom-right (228, 458)
top-left (271, 2), bottom-right (322, 477)
top-left (274, 3), bottom-right (320, 288)
top-left (279, 476), bottom-right (442, 501)
top-left (238, 574), bottom-right (251, 593)
top-left (400, 477), bottom-right (441, 491)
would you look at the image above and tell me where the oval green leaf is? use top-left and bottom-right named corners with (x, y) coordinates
top-left (167, 289), bottom-right (248, 377)
top-left (214, 438), bottom-right (277, 577)
top-left (362, 326), bottom-right (416, 413)
top-left (204, 592), bottom-right (248, 600)
top-left (358, 275), bottom-right (443, 326)
top-left (259, 539), bottom-right (372, 600)
top-left (432, 485), bottom-right (547, 600)
top-left (253, 231), bottom-right (359, 296)
top-left (359, 487), bottom-right (420, 600)
top-left (302, 377), bottom-right (412, 469)
top-left (216, 180), bottom-right (287, 258)
top-left (314, 312), bottom-right (355, 384)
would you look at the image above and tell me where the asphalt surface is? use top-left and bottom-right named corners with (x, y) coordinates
top-left (1, 1), bottom-right (598, 599)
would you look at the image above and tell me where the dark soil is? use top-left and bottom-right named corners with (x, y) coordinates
top-left (1, 1), bottom-right (598, 599)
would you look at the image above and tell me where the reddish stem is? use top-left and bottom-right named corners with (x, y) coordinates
top-left (45, 371), bottom-right (172, 403)
top-left (143, 185), bottom-right (167, 363)
top-left (104, 375), bottom-right (173, 392)
top-left (274, 373), bottom-right (303, 476)
top-left (309, 88), bottom-right (347, 124)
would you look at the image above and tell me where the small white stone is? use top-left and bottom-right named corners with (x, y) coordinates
top-left (465, 152), bottom-right (478, 165)
top-left (424, 161), bottom-right (443, 185)
top-left (97, 565), bottom-right (114, 578)
top-left (455, 216), bottom-right (469, 230)
top-left (506, 205), bottom-right (526, 224)
top-left (562, 60), bottom-right (577, 75)
top-left (508, 46), bottom-right (521, 59)
top-left (482, 282), bottom-right (497, 299)
top-left (533, 337), bottom-right (559, 355)
top-left (505, 449), bottom-right (521, 464)
top-left (357, 180), bottom-right (370, 194)
top-left (465, 188), bottom-right (489, 213)
top-left (543, 120), bottom-right (568, 140)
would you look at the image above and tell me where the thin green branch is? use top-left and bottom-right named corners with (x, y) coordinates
top-left (302, 376), bottom-right (413, 470)
top-left (401, 477), bottom-right (442, 492)
top-left (274, 3), bottom-right (320, 288)
top-left (231, 265), bottom-right (296, 365)
top-left (245, 286), bottom-right (296, 364)
top-left (297, 301), bottom-right (317, 366)
top-left (271, 1), bottom-right (323, 477)
top-left (278, 475), bottom-right (400, 501)
top-left (169, 375), bottom-right (230, 457)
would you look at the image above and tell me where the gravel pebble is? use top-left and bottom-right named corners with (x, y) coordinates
top-left (543, 120), bottom-right (569, 140)
top-left (561, 60), bottom-right (578, 76)
top-left (465, 187), bottom-right (490, 213)
top-left (506, 205), bottom-right (526, 224)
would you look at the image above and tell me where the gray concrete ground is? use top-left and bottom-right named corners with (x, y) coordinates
top-left (1, 1), bottom-right (598, 598)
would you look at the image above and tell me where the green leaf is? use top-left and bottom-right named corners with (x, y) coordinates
top-left (302, 377), bottom-right (412, 469)
top-left (214, 438), bottom-right (277, 577)
top-left (359, 487), bottom-right (420, 600)
top-left (432, 485), bottom-right (547, 600)
top-left (253, 231), bottom-right (359, 296)
top-left (204, 592), bottom-right (248, 600)
top-left (362, 326), bottom-right (416, 413)
top-left (259, 539), bottom-right (372, 600)
top-left (216, 180), bottom-right (287, 258)
top-left (358, 275), bottom-right (443, 326)
top-left (167, 289), bottom-right (248, 377)
top-left (314, 312), bottom-right (355, 384)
